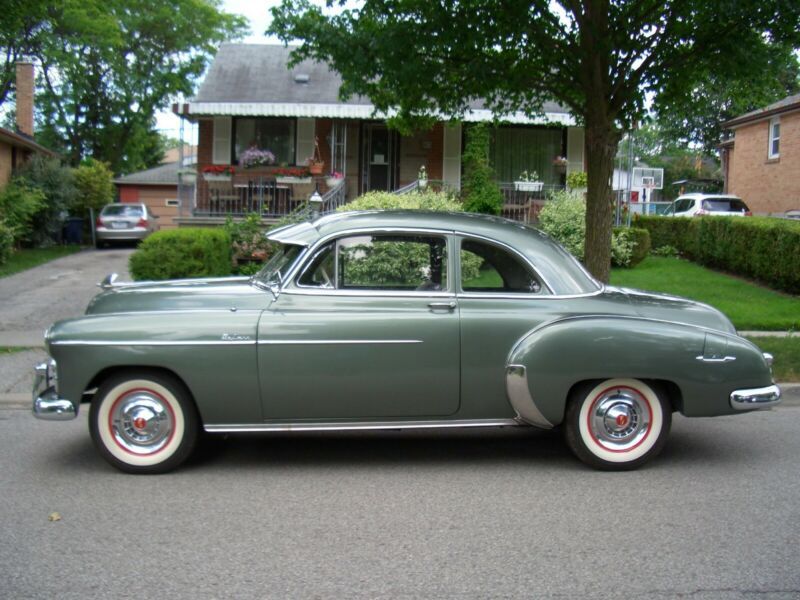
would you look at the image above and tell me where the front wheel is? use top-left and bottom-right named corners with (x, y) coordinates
top-left (564, 378), bottom-right (671, 470)
top-left (89, 371), bottom-right (199, 474)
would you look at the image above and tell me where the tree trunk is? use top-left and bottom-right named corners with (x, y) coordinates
top-left (583, 120), bottom-right (621, 283)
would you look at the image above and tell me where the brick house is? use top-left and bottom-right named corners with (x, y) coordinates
top-left (172, 44), bottom-right (585, 222)
top-left (721, 93), bottom-right (800, 216)
top-left (0, 61), bottom-right (56, 187)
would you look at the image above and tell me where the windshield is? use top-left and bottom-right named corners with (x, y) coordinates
top-left (253, 243), bottom-right (304, 287)
top-left (102, 205), bottom-right (143, 217)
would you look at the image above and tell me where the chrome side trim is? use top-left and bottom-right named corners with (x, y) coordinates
top-left (695, 355), bottom-right (737, 363)
top-left (505, 364), bottom-right (554, 429)
top-left (204, 418), bottom-right (521, 433)
top-left (258, 339), bottom-right (422, 345)
top-left (730, 385), bottom-right (781, 410)
top-left (51, 340), bottom-right (255, 346)
top-left (281, 289), bottom-right (455, 299)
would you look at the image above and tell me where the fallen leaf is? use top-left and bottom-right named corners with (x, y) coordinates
top-left (48, 512), bottom-right (61, 522)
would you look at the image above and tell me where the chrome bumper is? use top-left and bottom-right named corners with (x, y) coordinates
top-left (730, 384), bottom-right (782, 411)
top-left (32, 361), bottom-right (76, 421)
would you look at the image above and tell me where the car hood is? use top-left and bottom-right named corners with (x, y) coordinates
top-left (612, 286), bottom-right (737, 335)
top-left (85, 276), bottom-right (270, 315)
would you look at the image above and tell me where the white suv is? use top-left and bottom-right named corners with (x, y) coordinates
top-left (665, 193), bottom-right (752, 217)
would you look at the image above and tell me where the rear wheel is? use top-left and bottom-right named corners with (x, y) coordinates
top-left (89, 371), bottom-right (199, 474)
top-left (564, 378), bottom-right (671, 470)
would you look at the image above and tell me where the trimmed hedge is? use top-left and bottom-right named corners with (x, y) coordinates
top-left (635, 216), bottom-right (800, 293)
top-left (129, 228), bottom-right (232, 281)
top-left (613, 226), bottom-right (651, 268)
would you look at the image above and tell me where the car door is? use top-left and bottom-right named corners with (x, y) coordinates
top-left (257, 231), bottom-right (460, 421)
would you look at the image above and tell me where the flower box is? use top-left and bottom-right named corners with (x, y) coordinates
top-left (276, 176), bottom-right (313, 184)
top-left (326, 177), bottom-right (344, 188)
top-left (203, 174), bottom-right (232, 182)
top-left (514, 181), bottom-right (544, 192)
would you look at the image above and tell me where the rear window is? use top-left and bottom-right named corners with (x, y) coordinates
top-left (102, 205), bottom-right (144, 217)
top-left (703, 199), bottom-right (749, 212)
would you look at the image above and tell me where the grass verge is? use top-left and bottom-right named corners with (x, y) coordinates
top-left (0, 347), bottom-right (28, 355)
top-left (745, 337), bottom-right (800, 383)
top-left (0, 246), bottom-right (83, 278)
top-left (611, 256), bottom-right (800, 331)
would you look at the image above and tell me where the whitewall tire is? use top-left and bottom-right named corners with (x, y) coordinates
top-left (89, 371), bottom-right (199, 474)
top-left (565, 378), bottom-right (671, 470)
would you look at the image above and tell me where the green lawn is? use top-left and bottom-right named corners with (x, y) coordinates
top-left (745, 337), bottom-right (800, 382)
top-left (0, 246), bottom-right (83, 278)
top-left (610, 257), bottom-right (800, 331)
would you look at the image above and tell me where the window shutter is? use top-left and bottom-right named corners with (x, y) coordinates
top-left (212, 117), bottom-right (232, 165)
top-left (442, 123), bottom-right (462, 190)
top-left (566, 127), bottom-right (584, 174)
top-left (296, 118), bottom-right (316, 166)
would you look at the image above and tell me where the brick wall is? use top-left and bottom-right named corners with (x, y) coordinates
top-left (0, 142), bottom-right (12, 187)
top-left (197, 119), bottom-right (213, 168)
top-left (728, 111), bottom-right (800, 215)
top-left (15, 62), bottom-right (34, 137)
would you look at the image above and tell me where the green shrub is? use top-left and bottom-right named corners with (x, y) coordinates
top-left (15, 156), bottom-right (77, 246)
top-left (73, 159), bottom-right (114, 216)
top-left (339, 189), bottom-right (464, 212)
top-left (566, 171), bottom-right (588, 189)
top-left (0, 220), bottom-right (13, 265)
top-left (651, 244), bottom-right (679, 257)
top-left (224, 213), bottom-right (274, 273)
top-left (611, 227), bottom-right (650, 268)
top-left (129, 228), bottom-right (232, 281)
top-left (537, 190), bottom-right (586, 260)
top-left (461, 124), bottom-right (503, 215)
top-left (0, 181), bottom-right (46, 245)
top-left (635, 216), bottom-right (800, 293)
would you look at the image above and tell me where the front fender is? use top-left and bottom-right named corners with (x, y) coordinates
top-left (506, 316), bottom-right (773, 426)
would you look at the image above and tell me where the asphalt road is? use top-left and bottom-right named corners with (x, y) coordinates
top-left (2, 406), bottom-right (798, 599)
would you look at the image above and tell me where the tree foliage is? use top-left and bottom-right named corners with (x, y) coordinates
top-left (461, 124), bottom-right (503, 215)
top-left (0, 1), bottom-right (247, 174)
top-left (73, 159), bottom-right (115, 215)
top-left (270, 0), bottom-right (800, 281)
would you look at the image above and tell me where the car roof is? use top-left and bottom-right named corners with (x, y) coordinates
top-left (676, 193), bottom-right (742, 200)
top-left (268, 210), bottom-right (601, 295)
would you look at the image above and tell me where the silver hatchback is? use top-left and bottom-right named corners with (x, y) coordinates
top-left (95, 203), bottom-right (157, 247)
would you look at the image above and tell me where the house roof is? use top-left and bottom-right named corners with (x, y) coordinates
top-left (175, 44), bottom-right (575, 126)
top-left (114, 161), bottom-right (189, 186)
top-left (722, 92), bottom-right (800, 129)
top-left (0, 126), bottom-right (57, 157)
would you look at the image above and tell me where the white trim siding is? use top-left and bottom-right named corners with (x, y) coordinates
top-left (566, 127), bottom-right (585, 174)
top-left (296, 118), bottom-right (316, 165)
top-left (212, 117), bottom-right (232, 164)
top-left (442, 123), bottom-right (462, 190)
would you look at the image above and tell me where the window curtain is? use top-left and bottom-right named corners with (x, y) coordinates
top-left (490, 127), bottom-right (563, 184)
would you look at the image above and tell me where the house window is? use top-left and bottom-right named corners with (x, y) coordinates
top-left (234, 118), bottom-right (296, 165)
top-left (489, 127), bottom-right (564, 184)
top-left (768, 117), bottom-right (780, 159)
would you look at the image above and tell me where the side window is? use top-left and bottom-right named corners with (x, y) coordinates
top-left (460, 239), bottom-right (542, 293)
top-left (337, 234), bottom-right (448, 291)
top-left (297, 242), bottom-right (335, 288)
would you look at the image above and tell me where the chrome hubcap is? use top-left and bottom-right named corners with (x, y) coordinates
top-left (590, 388), bottom-right (651, 451)
top-left (111, 391), bottom-right (173, 455)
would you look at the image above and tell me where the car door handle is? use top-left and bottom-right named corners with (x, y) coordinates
top-left (428, 301), bottom-right (457, 312)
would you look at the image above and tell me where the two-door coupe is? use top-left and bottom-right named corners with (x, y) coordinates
top-left (33, 211), bottom-right (781, 473)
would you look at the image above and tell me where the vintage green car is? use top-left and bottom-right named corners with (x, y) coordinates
top-left (33, 211), bottom-right (781, 473)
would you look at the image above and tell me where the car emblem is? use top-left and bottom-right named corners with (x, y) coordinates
top-left (221, 333), bottom-right (251, 342)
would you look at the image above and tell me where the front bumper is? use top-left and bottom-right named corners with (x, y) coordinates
top-left (32, 361), bottom-right (76, 421)
top-left (730, 384), bottom-right (782, 411)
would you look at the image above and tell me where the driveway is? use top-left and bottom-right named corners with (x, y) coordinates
top-left (0, 248), bottom-right (133, 344)
top-left (0, 248), bottom-right (132, 396)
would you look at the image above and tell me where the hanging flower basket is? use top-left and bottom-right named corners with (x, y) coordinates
top-left (307, 136), bottom-right (325, 175)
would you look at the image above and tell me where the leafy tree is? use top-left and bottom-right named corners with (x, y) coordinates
top-left (15, 156), bottom-right (77, 246)
top-left (0, 0), bottom-right (50, 107)
top-left (73, 159), bottom-right (115, 216)
top-left (270, 0), bottom-right (800, 281)
top-left (3, 1), bottom-right (247, 173)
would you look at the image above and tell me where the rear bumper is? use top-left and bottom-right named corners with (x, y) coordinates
top-left (96, 227), bottom-right (148, 241)
top-left (32, 361), bottom-right (77, 421)
top-left (730, 384), bottom-right (782, 410)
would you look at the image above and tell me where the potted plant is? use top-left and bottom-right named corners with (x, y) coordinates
top-left (202, 165), bottom-right (235, 181)
top-left (307, 137), bottom-right (325, 175)
top-left (418, 165), bottom-right (428, 189)
top-left (274, 166), bottom-right (312, 183)
top-left (239, 147), bottom-right (276, 169)
top-left (514, 170), bottom-right (543, 192)
top-left (552, 155), bottom-right (568, 172)
top-left (326, 171), bottom-right (344, 188)
top-left (566, 170), bottom-right (588, 194)
top-left (178, 168), bottom-right (197, 184)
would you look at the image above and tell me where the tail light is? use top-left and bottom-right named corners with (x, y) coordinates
top-left (136, 218), bottom-right (148, 227)
top-left (95, 216), bottom-right (102, 228)
top-left (696, 209), bottom-right (708, 216)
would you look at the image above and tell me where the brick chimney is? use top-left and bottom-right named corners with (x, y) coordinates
top-left (15, 61), bottom-right (35, 137)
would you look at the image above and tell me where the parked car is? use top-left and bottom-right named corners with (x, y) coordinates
top-left (33, 211), bottom-right (780, 473)
top-left (665, 193), bottom-right (752, 217)
top-left (95, 203), bottom-right (157, 247)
